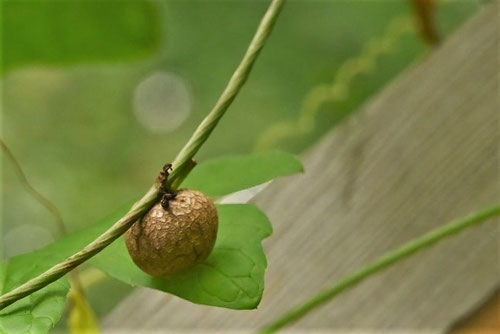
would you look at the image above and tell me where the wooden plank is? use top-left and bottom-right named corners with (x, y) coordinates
top-left (103, 3), bottom-right (499, 332)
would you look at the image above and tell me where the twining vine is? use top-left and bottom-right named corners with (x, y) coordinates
top-left (254, 15), bottom-right (414, 151)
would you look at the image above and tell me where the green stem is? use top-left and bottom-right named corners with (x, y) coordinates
top-left (258, 204), bottom-right (500, 333)
top-left (167, 0), bottom-right (286, 189)
top-left (0, 0), bottom-right (286, 311)
top-left (170, 159), bottom-right (197, 191)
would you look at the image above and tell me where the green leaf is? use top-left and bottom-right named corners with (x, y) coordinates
top-left (90, 204), bottom-right (272, 309)
top-left (3, 203), bottom-right (272, 311)
top-left (182, 151), bottom-right (303, 197)
top-left (0, 256), bottom-right (70, 334)
top-left (1, 0), bottom-right (161, 73)
top-left (0, 207), bottom-right (128, 333)
top-left (0, 150), bottom-right (290, 312)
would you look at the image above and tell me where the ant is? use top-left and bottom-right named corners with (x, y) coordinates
top-left (157, 163), bottom-right (176, 210)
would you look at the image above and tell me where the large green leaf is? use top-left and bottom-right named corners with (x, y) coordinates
top-left (0, 151), bottom-right (300, 313)
top-left (91, 204), bottom-right (272, 309)
top-left (0, 257), bottom-right (70, 334)
top-left (1, 0), bottom-right (161, 73)
top-left (1, 204), bottom-right (272, 311)
top-left (182, 151), bottom-right (304, 197)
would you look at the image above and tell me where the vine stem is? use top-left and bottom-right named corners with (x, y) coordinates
top-left (0, 0), bottom-right (286, 311)
top-left (167, 0), bottom-right (285, 188)
top-left (258, 204), bottom-right (500, 333)
top-left (0, 139), bottom-right (67, 236)
top-left (0, 138), bottom-right (97, 323)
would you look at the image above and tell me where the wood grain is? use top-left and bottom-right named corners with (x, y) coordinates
top-left (103, 2), bottom-right (499, 332)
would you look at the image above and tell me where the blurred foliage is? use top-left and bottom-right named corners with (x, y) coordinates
top-left (1, 0), bottom-right (161, 73)
top-left (1, 0), bottom-right (478, 328)
top-left (68, 284), bottom-right (100, 334)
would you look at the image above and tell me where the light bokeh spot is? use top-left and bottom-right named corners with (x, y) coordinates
top-left (133, 71), bottom-right (192, 133)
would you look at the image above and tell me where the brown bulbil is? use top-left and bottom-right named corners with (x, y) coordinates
top-left (125, 189), bottom-right (218, 276)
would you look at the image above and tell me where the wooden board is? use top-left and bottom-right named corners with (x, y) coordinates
top-left (103, 2), bottom-right (499, 332)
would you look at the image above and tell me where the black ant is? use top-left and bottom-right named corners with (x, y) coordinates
top-left (157, 163), bottom-right (176, 210)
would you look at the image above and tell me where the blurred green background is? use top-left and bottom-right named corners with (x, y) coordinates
top-left (0, 0), bottom-right (478, 329)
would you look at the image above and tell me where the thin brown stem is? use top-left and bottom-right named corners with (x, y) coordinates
top-left (0, 138), bottom-right (66, 235)
top-left (1, 138), bottom-right (99, 328)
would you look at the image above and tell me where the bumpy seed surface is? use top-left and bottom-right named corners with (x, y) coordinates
top-left (125, 189), bottom-right (218, 276)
